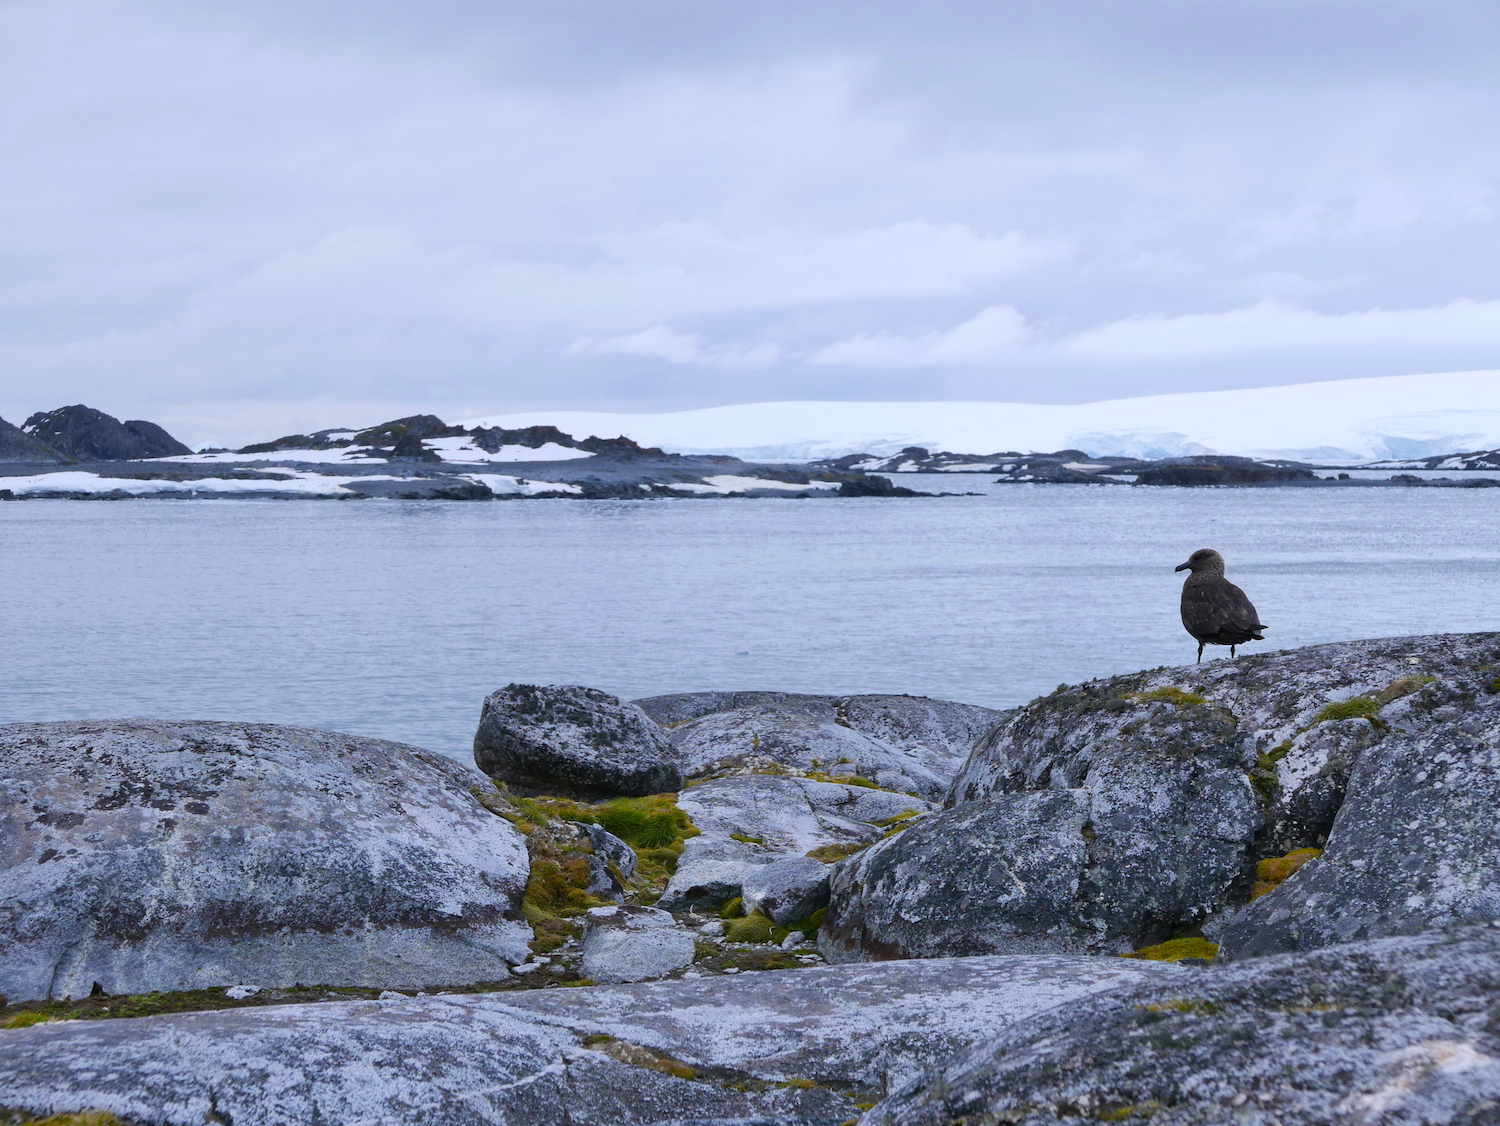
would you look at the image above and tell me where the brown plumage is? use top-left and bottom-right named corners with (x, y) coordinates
top-left (1175, 548), bottom-right (1266, 663)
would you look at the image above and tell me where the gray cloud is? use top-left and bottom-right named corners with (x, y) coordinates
top-left (1, 0), bottom-right (1498, 447)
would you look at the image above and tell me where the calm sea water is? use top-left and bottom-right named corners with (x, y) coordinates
top-left (3, 478), bottom-right (1498, 760)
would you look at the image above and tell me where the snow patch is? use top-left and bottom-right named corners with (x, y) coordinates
top-left (460, 370), bottom-right (1500, 462)
top-left (463, 475), bottom-right (584, 496)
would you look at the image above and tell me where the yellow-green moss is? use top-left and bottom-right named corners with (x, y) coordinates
top-left (1126, 686), bottom-right (1207, 708)
top-left (1373, 675), bottom-right (1434, 704)
top-left (804, 841), bottom-right (868, 862)
top-left (719, 896), bottom-right (745, 919)
top-left (5, 1114), bottom-right (123, 1126)
top-left (772, 907), bottom-right (825, 944)
top-left (1251, 847), bottom-right (1321, 899)
top-left (1309, 696), bottom-right (1382, 725)
top-left (1, 1012), bottom-right (53, 1030)
top-left (870, 810), bottom-right (922, 828)
top-left (1119, 937), bottom-right (1219, 962)
top-left (723, 912), bottom-right (776, 944)
top-left (729, 832), bottom-right (765, 846)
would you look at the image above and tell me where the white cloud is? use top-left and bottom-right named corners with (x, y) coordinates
top-left (567, 326), bottom-right (781, 370)
top-left (808, 298), bottom-right (1500, 368)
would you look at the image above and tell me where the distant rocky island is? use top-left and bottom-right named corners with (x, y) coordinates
top-left (3, 403), bottom-right (1500, 500)
top-left (4, 632), bottom-right (1500, 1124)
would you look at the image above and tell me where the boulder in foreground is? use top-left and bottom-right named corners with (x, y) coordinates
top-left (474, 684), bottom-right (682, 798)
top-left (0, 720), bottom-right (532, 1001)
top-left (0, 954), bottom-right (1180, 1125)
top-left (865, 922), bottom-right (1500, 1126)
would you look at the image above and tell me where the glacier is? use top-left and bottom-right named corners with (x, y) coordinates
top-left (462, 369), bottom-right (1500, 462)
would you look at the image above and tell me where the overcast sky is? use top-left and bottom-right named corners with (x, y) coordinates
top-left (3, 0), bottom-right (1500, 444)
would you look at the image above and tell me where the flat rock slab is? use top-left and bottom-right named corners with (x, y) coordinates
top-left (0, 720), bottom-right (532, 1001)
top-left (0, 956), bottom-right (1182, 1126)
top-left (865, 923), bottom-right (1500, 1126)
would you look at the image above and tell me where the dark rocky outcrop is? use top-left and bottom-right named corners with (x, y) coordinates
top-left (0, 954), bottom-right (1181, 1125)
top-left (0, 720), bottom-right (532, 1001)
top-left (1135, 460), bottom-right (1316, 486)
top-left (1219, 692), bottom-right (1500, 959)
top-left (354, 414), bottom-right (468, 445)
top-left (472, 684), bottom-right (683, 799)
top-left (837, 474), bottom-right (923, 496)
top-left (22, 405), bottom-right (191, 460)
top-left (0, 415), bottom-right (71, 463)
top-left (865, 923), bottom-right (1500, 1126)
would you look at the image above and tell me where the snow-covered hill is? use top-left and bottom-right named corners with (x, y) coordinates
top-left (463, 369), bottom-right (1500, 461)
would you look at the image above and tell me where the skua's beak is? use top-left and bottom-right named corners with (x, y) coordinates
top-left (1174, 562), bottom-right (1191, 572)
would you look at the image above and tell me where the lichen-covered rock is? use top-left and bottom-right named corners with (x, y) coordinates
top-left (0, 954), bottom-right (1181, 1125)
top-left (655, 835), bottom-right (765, 912)
top-left (951, 633), bottom-right (1500, 836)
top-left (863, 923), bottom-right (1500, 1126)
top-left (473, 684), bottom-right (682, 799)
top-left (822, 792), bottom-right (1092, 961)
top-left (1219, 695), bottom-right (1500, 958)
top-left (667, 704), bottom-right (949, 798)
top-left (656, 775), bottom-right (937, 911)
top-left (0, 720), bottom-right (532, 1002)
top-left (636, 691), bottom-right (1001, 797)
top-left (740, 857), bottom-right (830, 924)
top-left (580, 906), bottom-right (696, 984)
top-left (922, 632), bottom-right (1500, 958)
top-left (824, 696), bottom-right (1263, 961)
top-left (574, 822), bottom-right (638, 901)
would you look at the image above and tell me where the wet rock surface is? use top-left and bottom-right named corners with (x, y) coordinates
top-left (864, 923), bottom-right (1500, 1126)
top-left (0, 720), bottom-right (532, 1002)
top-left (473, 684), bottom-right (683, 799)
top-left (1219, 694), bottom-right (1500, 959)
top-left (0, 955), bottom-right (1180, 1126)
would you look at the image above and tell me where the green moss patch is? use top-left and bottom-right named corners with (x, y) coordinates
top-left (723, 912), bottom-right (776, 944)
top-left (1251, 847), bottom-right (1321, 900)
top-left (0, 1113), bottom-right (125, 1126)
top-left (1309, 696), bottom-right (1382, 725)
top-left (479, 784), bottom-right (700, 953)
top-left (1126, 686), bottom-right (1207, 708)
top-left (1120, 937), bottom-right (1219, 962)
top-left (804, 841), bottom-right (868, 862)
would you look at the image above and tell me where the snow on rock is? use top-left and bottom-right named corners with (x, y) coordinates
top-left (0, 720), bottom-right (532, 1002)
top-left (424, 437), bottom-right (595, 463)
top-left (0, 470), bottom-right (371, 496)
top-left (0, 954), bottom-right (1182, 1125)
top-left (462, 473), bottom-right (584, 495)
top-left (666, 475), bottom-right (821, 494)
top-left (461, 369), bottom-right (1500, 462)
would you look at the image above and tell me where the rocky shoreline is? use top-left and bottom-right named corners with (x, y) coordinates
top-left (3, 632), bottom-right (1500, 1123)
top-left (7, 405), bottom-right (1500, 502)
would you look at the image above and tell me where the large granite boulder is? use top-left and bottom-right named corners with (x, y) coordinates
top-left (473, 684), bottom-right (682, 799)
top-left (864, 923), bottom-right (1500, 1126)
top-left (824, 692), bottom-right (1262, 961)
top-left (0, 720), bottom-right (532, 1001)
top-left (0, 954), bottom-right (1181, 1125)
top-left (1219, 692), bottom-right (1500, 958)
top-left (859, 632), bottom-right (1500, 961)
top-left (22, 404), bottom-right (191, 460)
top-left (740, 856), bottom-right (830, 924)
